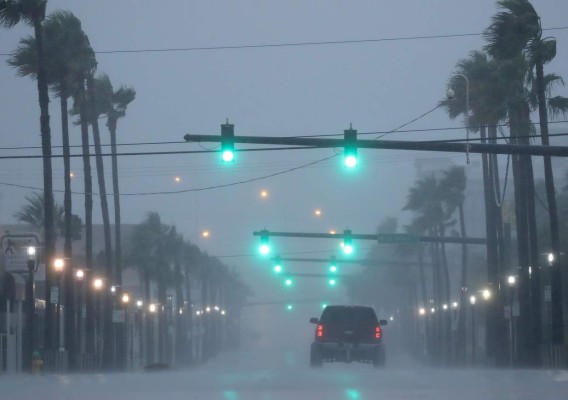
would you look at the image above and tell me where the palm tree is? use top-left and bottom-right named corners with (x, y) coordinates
top-left (128, 212), bottom-right (171, 364)
top-left (83, 74), bottom-right (115, 369)
top-left (93, 75), bottom-right (136, 292)
top-left (8, 10), bottom-right (95, 366)
top-left (485, 0), bottom-right (568, 346)
top-left (1, 0), bottom-right (58, 351)
top-left (439, 166), bottom-right (468, 362)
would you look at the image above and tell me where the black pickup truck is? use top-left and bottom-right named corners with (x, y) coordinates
top-left (309, 305), bottom-right (387, 368)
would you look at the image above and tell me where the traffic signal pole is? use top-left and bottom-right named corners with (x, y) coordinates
top-left (184, 134), bottom-right (568, 157)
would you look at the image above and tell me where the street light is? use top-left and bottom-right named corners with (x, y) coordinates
top-left (75, 269), bottom-right (85, 280)
top-left (93, 278), bottom-right (104, 290)
top-left (507, 275), bottom-right (516, 286)
top-left (482, 289), bottom-right (491, 301)
top-left (148, 304), bottom-right (157, 313)
top-left (53, 258), bottom-right (65, 273)
top-left (548, 252), bottom-right (555, 266)
top-left (419, 308), bottom-right (426, 316)
top-left (470, 295), bottom-right (476, 305)
top-left (122, 293), bottom-right (130, 304)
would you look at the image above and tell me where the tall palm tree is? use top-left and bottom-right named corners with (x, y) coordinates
top-left (8, 10), bottom-right (94, 366)
top-left (99, 75), bottom-right (136, 289)
top-left (439, 166), bottom-right (468, 363)
top-left (14, 193), bottom-right (63, 234)
top-left (84, 74), bottom-right (115, 369)
top-left (485, 0), bottom-right (567, 346)
top-left (1, 0), bottom-right (57, 351)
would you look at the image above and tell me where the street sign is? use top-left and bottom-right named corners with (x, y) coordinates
top-left (544, 285), bottom-right (552, 302)
top-left (0, 233), bottom-right (39, 272)
top-left (504, 305), bottom-right (511, 320)
top-left (376, 234), bottom-right (420, 244)
top-left (50, 287), bottom-right (59, 304)
top-left (112, 310), bottom-right (125, 323)
top-left (512, 301), bottom-right (520, 317)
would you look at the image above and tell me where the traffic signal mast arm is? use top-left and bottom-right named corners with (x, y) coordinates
top-left (254, 230), bottom-right (486, 245)
top-left (185, 133), bottom-right (568, 157)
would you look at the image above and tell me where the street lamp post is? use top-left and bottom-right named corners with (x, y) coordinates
top-left (25, 246), bottom-right (37, 372)
top-left (53, 258), bottom-right (65, 351)
top-left (507, 275), bottom-right (517, 366)
top-left (470, 295), bottom-right (476, 365)
top-left (92, 277), bottom-right (104, 367)
top-left (74, 269), bottom-right (85, 356)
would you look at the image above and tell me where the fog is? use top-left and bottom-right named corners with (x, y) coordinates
top-left (2, 0), bottom-right (568, 397)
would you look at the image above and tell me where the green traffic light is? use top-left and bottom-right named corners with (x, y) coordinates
top-left (321, 303), bottom-right (328, 309)
top-left (343, 244), bottom-right (353, 255)
top-left (343, 126), bottom-right (358, 169)
top-left (259, 230), bottom-right (270, 256)
top-left (286, 304), bottom-right (293, 311)
top-left (274, 265), bottom-right (282, 273)
top-left (328, 279), bottom-right (337, 286)
top-left (329, 265), bottom-right (337, 273)
top-left (344, 155), bottom-right (357, 168)
top-left (222, 150), bottom-right (234, 162)
top-left (285, 278), bottom-right (293, 286)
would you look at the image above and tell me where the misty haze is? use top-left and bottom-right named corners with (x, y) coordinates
top-left (1, 1), bottom-right (568, 399)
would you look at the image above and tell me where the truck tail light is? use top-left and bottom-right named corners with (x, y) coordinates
top-left (317, 324), bottom-right (324, 339)
top-left (375, 326), bottom-right (382, 339)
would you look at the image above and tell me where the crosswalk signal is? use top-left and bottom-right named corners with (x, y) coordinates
top-left (344, 125), bottom-right (358, 168)
top-left (221, 120), bottom-right (235, 163)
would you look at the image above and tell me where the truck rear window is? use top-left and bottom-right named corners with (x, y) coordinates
top-left (320, 307), bottom-right (378, 324)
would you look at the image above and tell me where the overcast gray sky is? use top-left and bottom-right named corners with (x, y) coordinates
top-left (1, 1), bottom-right (568, 305)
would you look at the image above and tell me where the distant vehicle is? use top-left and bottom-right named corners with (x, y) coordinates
top-left (309, 305), bottom-right (387, 368)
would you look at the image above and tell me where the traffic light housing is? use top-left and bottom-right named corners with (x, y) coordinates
top-left (342, 229), bottom-right (353, 255)
top-left (329, 256), bottom-right (338, 274)
top-left (273, 255), bottom-right (283, 274)
top-left (344, 126), bottom-right (358, 168)
top-left (259, 229), bottom-right (271, 256)
top-left (221, 121), bottom-right (235, 163)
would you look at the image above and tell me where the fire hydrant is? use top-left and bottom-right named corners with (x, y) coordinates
top-left (31, 351), bottom-right (43, 374)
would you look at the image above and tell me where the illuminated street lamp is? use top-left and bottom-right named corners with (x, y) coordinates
top-left (548, 252), bottom-right (555, 265)
top-left (148, 304), bottom-right (157, 313)
top-left (53, 258), bottom-right (65, 273)
top-left (122, 293), bottom-right (130, 304)
top-left (419, 308), bottom-right (426, 316)
top-left (470, 295), bottom-right (476, 305)
top-left (452, 302), bottom-right (459, 309)
top-left (482, 289), bottom-right (491, 301)
top-left (507, 275), bottom-right (516, 286)
top-left (136, 300), bottom-right (143, 308)
top-left (430, 308), bottom-right (436, 314)
top-left (442, 304), bottom-right (448, 310)
top-left (93, 278), bottom-right (104, 290)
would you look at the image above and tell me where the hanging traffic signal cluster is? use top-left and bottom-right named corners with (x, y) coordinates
top-left (214, 122), bottom-right (358, 168)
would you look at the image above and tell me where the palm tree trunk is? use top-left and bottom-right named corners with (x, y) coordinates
top-left (184, 265), bottom-right (193, 364)
top-left (60, 87), bottom-right (76, 367)
top-left (418, 250), bottom-right (430, 358)
top-left (79, 79), bottom-right (96, 356)
top-left (87, 77), bottom-right (115, 369)
top-left (33, 15), bottom-right (56, 352)
top-left (510, 106), bottom-right (533, 366)
top-left (536, 60), bottom-right (564, 344)
top-left (108, 117), bottom-right (127, 368)
top-left (108, 117), bottom-right (122, 285)
top-left (439, 223), bottom-right (452, 364)
top-left (144, 271), bottom-right (153, 365)
top-left (174, 260), bottom-right (185, 366)
top-left (457, 203), bottom-right (468, 364)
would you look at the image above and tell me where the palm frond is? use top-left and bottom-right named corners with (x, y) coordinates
top-left (548, 96), bottom-right (568, 119)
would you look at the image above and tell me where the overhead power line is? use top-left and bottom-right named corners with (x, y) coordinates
top-left (1, 27), bottom-right (566, 57)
